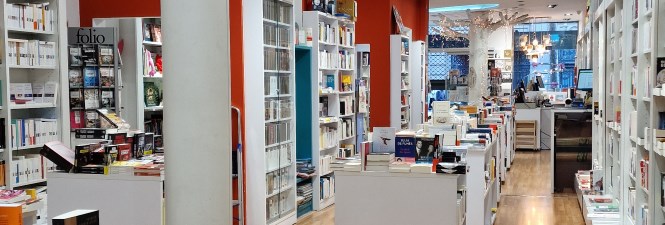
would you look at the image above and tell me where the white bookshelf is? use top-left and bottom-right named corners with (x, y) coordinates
top-left (409, 41), bottom-right (426, 127)
top-left (302, 10), bottom-right (357, 212)
top-left (244, 1), bottom-right (297, 224)
top-left (390, 34), bottom-right (412, 130)
top-left (592, 0), bottom-right (663, 224)
top-left (0, 0), bottom-right (67, 189)
top-left (466, 135), bottom-right (500, 225)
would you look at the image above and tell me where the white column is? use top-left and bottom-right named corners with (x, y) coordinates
top-left (161, 1), bottom-right (232, 225)
top-left (467, 25), bottom-right (490, 106)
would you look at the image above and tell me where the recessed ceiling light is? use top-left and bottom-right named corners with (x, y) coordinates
top-left (548, 4), bottom-right (558, 8)
top-left (429, 4), bottom-right (500, 13)
top-left (564, 13), bottom-right (573, 16)
top-left (563, 18), bottom-right (572, 21)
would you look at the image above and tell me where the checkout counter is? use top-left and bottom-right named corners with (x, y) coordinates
top-left (515, 95), bottom-right (593, 193)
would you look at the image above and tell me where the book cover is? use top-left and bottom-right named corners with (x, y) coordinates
top-left (83, 67), bottom-right (99, 87)
top-left (431, 101), bottom-right (451, 125)
top-left (43, 82), bottom-right (58, 104)
top-left (31, 83), bottom-right (44, 104)
top-left (657, 58), bottom-right (665, 88)
top-left (371, 127), bottom-right (396, 153)
top-left (394, 134), bottom-right (416, 163)
top-left (0, 204), bottom-right (22, 225)
top-left (74, 144), bottom-right (91, 168)
top-left (70, 90), bottom-right (84, 109)
top-left (85, 111), bottom-right (100, 128)
top-left (416, 135), bottom-right (439, 163)
top-left (132, 132), bottom-right (145, 158)
top-left (100, 67), bottom-right (114, 87)
top-left (70, 110), bottom-right (84, 129)
top-left (341, 75), bottom-right (352, 92)
top-left (69, 69), bottom-right (83, 87)
top-left (101, 91), bottom-right (114, 108)
top-left (69, 46), bottom-right (82, 66)
top-left (117, 144), bottom-right (131, 161)
top-left (144, 82), bottom-right (160, 107)
top-left (326, 74), bottom-right (335, 90)
top-left (82, 45), bottom-right (98, 65)
top-left (84, 89), bottom-right (100, 109)
top-left (108, 132), bottom-right (127, 145)
top-left (98, 45), bottom-right (114, 65)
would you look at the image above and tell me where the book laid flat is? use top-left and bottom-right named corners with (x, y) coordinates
top-left (40, 141), bottom-right (75, 172)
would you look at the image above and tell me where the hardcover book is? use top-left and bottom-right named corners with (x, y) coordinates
top-left (83, 67), bottom-right (99, 87)
top-left (371, 127), bottom-right (396, 153)
top-left (69, 69), bottom-right (83, 87)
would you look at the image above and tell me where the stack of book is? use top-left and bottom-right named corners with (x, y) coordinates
top-left (410, 163), bottom-right (433, 174)
top-left (330, 157), bottom-right (361, 172)
top-left (388, 162), bottom-right (411, 173)
top-left (365, 153), bottom-right (394, 172)
top-left (297, 183), bottom-right (313, 207)
top-left (584, 195), bottom-right (620, 223)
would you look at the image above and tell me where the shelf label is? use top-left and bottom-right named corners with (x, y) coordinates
top-left (68, 27), bottom-right (115, 45)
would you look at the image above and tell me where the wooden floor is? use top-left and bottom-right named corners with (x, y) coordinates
top-left (296, 150), bottom-right (585, 225)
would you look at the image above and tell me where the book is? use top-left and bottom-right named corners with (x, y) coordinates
top-left (0, 204), bottom-right (22, 225)
top-left (100, 67), bottom-right (114, 87)
top-left (40, 141), bottom-right (75, 172)
top-left (70, 110), bottom-right (84, 129)
top-left (98, 45), bottom-right (114, 65)
top-left (657, 58), bottom-right (665, 88)
top-left (144, 82), bottom-right (160, 107)
top-left (394, 131), bottom-right (416, 163)
top-left (9, 83), bottom-right (33, 103)
top-left (340, 75), bottom-right (352, 92)
top-left (0, 190), bottom-right (29, 203)
top-left (85, 111), bottom-right (100, 128)
top-left (117, 144), bottom-right (131, 161)
top-left (431, 101), bottom-right (451, 125)
top-left (84, 89), bottom-right (100, 109)
top-left (69, 69), bottom-right (83, 87)
top-left (70, 90), bottom-right (84, 109)
top-left (43, 82), bottom-right (58, 104)
top-left (366, 153), bottom-right (394, 162)
top-left (83, 67), bottom-right (99, 87)
top-left (326, 74), bottom-right (335, 90)
top-left (52, 209), bottom-right (100, 225)
top-left (101, 91), bottom-right (114, 108)
top-left (371, 127), bottom-right (396, 153)
top-left (31, 83), bottom-right (44, 103)
top-left (149, 24), bottom-right (162, 43)
top-left (69, 46), bottom-right (82, 66)
top-left (74, 144), bottom-right (91, 168)
top-left (416, 135), bottom-right (439, 163)
top-left (82, 45), bottom-right (98, 65)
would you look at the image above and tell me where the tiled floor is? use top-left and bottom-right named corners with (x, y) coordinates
top-left (296, 150), bottom-right (586, 225)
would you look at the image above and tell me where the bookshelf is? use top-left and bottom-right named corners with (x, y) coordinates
top-left (244, 0), bottom-right (297, 224)
top-left (591, 0), bottom-right (663, 224)
top-left (390, 34), bottom-right (412, 130)
top-left (302, 10), bottom-right (357, 212)
top-left (355, 44), bottom-right (370, 148)
top-left (409, 41), bottom-right (426, 127)
top-left (0, 0), bottom-right (67, 189)
top-left (294, 45), bottom-right (314, 219)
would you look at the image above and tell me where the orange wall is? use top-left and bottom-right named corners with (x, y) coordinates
top-left (356, 0), bottom-right (428, 128)
top-left (79, 0), bottom-right (161, 27)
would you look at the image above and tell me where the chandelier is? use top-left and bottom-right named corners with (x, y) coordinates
top-left (519, 17), bottom-right (553, 62)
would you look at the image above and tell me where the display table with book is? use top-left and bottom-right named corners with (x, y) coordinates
top-left (47, 172), bottom-right (164, 225)
top-left (335, 171), bottom-right (465, 225)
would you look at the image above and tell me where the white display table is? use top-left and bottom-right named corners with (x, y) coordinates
top-left (335, 171), bottom-right (464, 225)
top-left (47, 172), bottom-right (164, 225)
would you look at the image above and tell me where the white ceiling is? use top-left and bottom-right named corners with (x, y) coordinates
top-left (429, 0), bottom-right (586, 23)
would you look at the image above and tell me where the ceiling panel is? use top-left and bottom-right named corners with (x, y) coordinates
top-left (429, 0), bottom-right (586, 23)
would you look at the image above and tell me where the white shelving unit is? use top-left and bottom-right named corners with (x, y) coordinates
top-left (244, 1), bottom-right (297, 224)
top-left (0, 0), bottom-right (67, 189)
top-left (466, 135), bottom-right (500, 225)
top-left (591, 0), bottom-right (663, 224)
top-left (409, 40), bottom-right (425, 127)
top-left (302, 10), bottom-right (357, 212)
top-left (390, 34), bottom-right (412, 130)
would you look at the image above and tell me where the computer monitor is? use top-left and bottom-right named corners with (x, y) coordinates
top-left (577, 69), bottom-right (593, 91)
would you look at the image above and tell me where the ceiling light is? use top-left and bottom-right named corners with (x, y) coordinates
top-left (429, 4), bottom-right (500, 13)
top-left (564, 13), bottom-right (573, 16)
top-left (548, 4), bottom-right (557, 8)
top-left (563, 18), bottom-right (572, 21)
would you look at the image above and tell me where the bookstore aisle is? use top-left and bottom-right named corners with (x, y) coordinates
top-left (296, 150), bottom-right (586, 225)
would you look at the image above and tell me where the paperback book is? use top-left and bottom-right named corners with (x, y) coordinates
top-left (100, 67), bottom-right (114, 88)
top-left (416, 135), bottom-right (439, 163)
top-left (394, 131), bottom-right (416, 163)
top-left (372, 127), bottom-right (396, 153)
top-left (83, 67), bottom-right (99, 87)
top-left (69, 69), bottom-right (83, 88)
